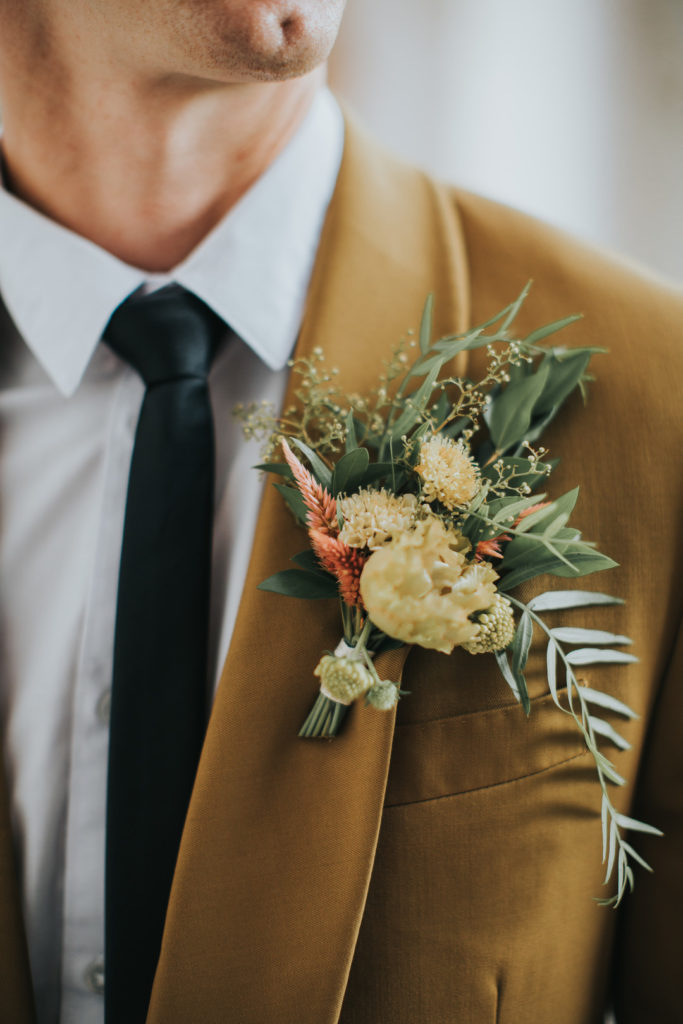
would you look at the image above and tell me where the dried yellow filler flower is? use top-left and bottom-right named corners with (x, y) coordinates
top-left (359, 518), bottom-right (498, 654)
top-left (339, 488), bottom-right (419, 550)
top-left (416, 435), bottom-right (480, 510)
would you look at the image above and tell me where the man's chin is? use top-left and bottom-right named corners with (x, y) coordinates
top-left (196, 0), bottom-right (346, 82)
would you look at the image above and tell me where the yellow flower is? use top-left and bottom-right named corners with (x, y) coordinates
top-left (415, 436), bottom-right (480, 510)
top-left (463, 594), bottom-right (516, 654)
top-left (339, 488), bottom-right (418, 550)
top-left (314, 654), bottom-right (374, 705)
top-left (359, 518), bottom-right (498, 654)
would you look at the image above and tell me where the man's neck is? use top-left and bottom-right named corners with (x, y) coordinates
top-left (0, 54), bottom-right (323, 272)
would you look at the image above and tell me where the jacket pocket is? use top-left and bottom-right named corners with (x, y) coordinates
top-left (385, 688), bottom-right (586, 806)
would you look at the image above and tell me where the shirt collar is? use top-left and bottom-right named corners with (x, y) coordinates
top-left (0, 88), bottom-right (344, 397)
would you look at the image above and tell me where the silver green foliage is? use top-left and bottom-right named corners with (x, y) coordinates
top-left (502, 590), bottom-right (661, 908)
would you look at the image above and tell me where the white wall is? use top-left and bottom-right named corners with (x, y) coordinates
top-left (330, 0), bottom-right (683, 282)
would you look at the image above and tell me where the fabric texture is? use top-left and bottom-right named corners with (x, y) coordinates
top-left (0, 115), bottom-right (681, 1024)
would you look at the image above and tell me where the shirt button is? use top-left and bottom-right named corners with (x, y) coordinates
top-left (96, 689), bottom-right (112, 725)
top-left (83, 956), bottom-right (105, 994)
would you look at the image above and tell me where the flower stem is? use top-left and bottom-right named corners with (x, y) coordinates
top-left (299, 619), bottom-right (373, 740)
top-left (298, 692), bottom-right (349, 739)
top-left (354, 617), bottom-right (373, 650)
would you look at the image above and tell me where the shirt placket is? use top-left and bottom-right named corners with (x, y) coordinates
top-left (60, 362), bottom-right (143, 1024)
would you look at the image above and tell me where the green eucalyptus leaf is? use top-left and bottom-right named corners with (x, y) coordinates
top-left (500, 281), bottom-right (532, 331)
top-left (441, 415), bottom-right (472, 439)
top-left (511, 611), bottom-right (533, 672)
top-left (533, 348), bottom-right (592, 416)
top-left (620, 841), bottom-right (654, 872)
top-left (601, 795), bottom-right (609, 860)
top-left (511, 610), bottom-right (532, 675)
top-left (595, 751), bottom-right (626, 787)
top-left (486, 493), bottom-right (548, 525)
top-left (359, 462), bottom-right (401, 487)
top-left (289, 438), bottom-right (332, 488)
top-left (432, 327), bottom-right (505, 358)
top-left (613, 813), bottom-right (663, 837)
top-left (253, 462), bottom-right (293, 480)
top-left (331, 447), bottom-right (370, 495)
top-left (512, 503), bottom-right (559, 535)
top-left (510, 612), bottom-right (533, 714)
top-left (527, 590), bottom-right (625, 612)
top-left (565, 648), bottom-right (638, 666)
top-left (388, 364), bottom-right (442, 439)
top-left (407, 353), bottom-right (446, 378)
top-left (461, 287), bottom-right (530, 335)
top-left (409, 419), bottom-right (434, 448)
top-left (523, 314), bottom-right (583, 347)
top-left (516, 487), bottom-right (579, 535)
top-left (419, 293), bottom-right (434, 355)
top-left (589, 716), bottom-right (631, 751)
top-left (273, 482), bottom-right (308, 526)
top-left (497, 533), bottom-right (558, 568)
top-left (517, 404), bottom-right (562, 447)
top-left (579, 687), bottom-right (638, 719)
top-left (290, 549), bottom-right (330, 577)
top-left (604, 819), bottom-right (618, 883)
top-left (345, 410), bottom-right (358, 452)
top-left (543, 512), bottom-right (570, 539)
top-left (493, 650), bottom-right (525, 707)
top-left (499, 550), bottom-right (618, 592)
top-left (487, 360), bottom-right (552, 451)
top-left (257, 568), bottom-right (338, 600)
top-left (549, 527), bottom-right (582, 544)
top-left (546, 639), bottom-right (559, 702)
top-left (550, 627), bottom-right (632, 646)
top-left (428, 390), bottom-right (451, 428)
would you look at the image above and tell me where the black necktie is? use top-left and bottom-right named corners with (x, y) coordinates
top-left (103, 284), bottom-right (225, 1023)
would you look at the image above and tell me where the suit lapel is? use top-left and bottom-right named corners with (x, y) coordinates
top-left (148, 119), bottom-right (470, 1023)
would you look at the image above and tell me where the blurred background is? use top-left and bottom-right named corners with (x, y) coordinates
top-left (329, 0), bottom-right (683, 283)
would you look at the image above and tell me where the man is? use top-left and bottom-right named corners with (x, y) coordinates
top-left (0, 1), bottom-right (680, 1022)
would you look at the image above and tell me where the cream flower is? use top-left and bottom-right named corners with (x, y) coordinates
top-left (314, 654), bottom-right (374, 705)
top-left (359, 517), bottom-right (498, 654)
top-left (339, 488), bottom-right (419, 550)
top-left (367, 680), bottom-right (400, 710)
top-left (463, 594), bottom-right (516, 654)
top-left (415, 435), bottom-right (480, 510)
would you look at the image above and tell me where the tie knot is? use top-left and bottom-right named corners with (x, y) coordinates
top-left (103, 285), bottom-right (225, 385)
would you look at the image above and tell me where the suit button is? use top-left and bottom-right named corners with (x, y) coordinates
top-left (84, 955), bottom-right (105, 994)
top-left (96, 689), bottom-right (112, 725)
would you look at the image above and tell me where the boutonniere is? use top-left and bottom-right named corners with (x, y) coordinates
top-left (236, 284), bottom-right (660, 906)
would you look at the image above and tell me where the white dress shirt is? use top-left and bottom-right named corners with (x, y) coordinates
top-left (0, 88), bottom-right (344, 1024)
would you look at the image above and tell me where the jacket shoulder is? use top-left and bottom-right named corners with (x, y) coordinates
top-left (451, 187), bottom-right (683, 344)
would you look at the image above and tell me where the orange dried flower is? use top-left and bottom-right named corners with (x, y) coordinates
top-left (310, 531), bottom-right (367, 607)
top-left (475, 537), bottom-right (510, 560)
top-left (280, 440), bottom-right (366, 604)
top-left (281, 439), bottom-right (338, 537)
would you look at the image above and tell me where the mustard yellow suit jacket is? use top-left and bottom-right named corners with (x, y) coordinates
top-left (1, 120), bottom-right (682, 1024)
